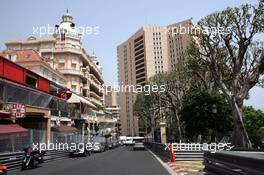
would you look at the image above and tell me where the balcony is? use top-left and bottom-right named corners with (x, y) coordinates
top-left (59, 69), bottom-right (84, 77)
top-left (90, 91), bottom-right (101, 100)
top-left (81, 114), bottom-right (95, 121)
top-left (54, 47), bottom-right (81, 54)
top-left (91, 97), bottom-right (103, 107)
top-left (40, 48), bottom-right (54, 53)
top-left (90, 78), bottom-right (101, 90)
top-left (98, 116), bottom-right (117, 123)
top-left (90, 74), bottom-right (101, 85)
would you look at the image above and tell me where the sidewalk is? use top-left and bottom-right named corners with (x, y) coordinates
top-left (148, 148), bottom-right (205, 175)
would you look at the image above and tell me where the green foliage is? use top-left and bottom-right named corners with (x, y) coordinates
top-left (134, 92), bottom-right (155, 118)
top-left (181, 89), bottom-right (233, 142)
top-left (244, 106), bottom-right (264, 144)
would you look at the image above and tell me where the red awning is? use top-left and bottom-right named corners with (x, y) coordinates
top-left (0, 124), bottom-right (28, 134)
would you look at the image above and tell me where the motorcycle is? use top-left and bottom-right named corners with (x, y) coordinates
top-left (0, 165), bottom-right (7, 175)
top-left (21, 147), bottom-right (45, 170)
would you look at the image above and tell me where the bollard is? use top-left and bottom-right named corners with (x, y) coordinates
top-left (169, 143), bottom-right (175, 162)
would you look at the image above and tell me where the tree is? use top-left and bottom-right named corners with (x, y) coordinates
top-left (149, 71), bottom-right (189, 140)
top-left (134, 92), bottom-right (156, 134)
top-left (244, 106), bottom-right (264, 145)
top-left (187, 0), bottom-right (264, 147)
top-left (181, 89), bottom-right (233, 142)
top-left (134, 70), bottom-right (190, 141)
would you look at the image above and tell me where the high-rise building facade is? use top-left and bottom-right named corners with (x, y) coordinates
top-left (117, 19), bottom-right (192, 136)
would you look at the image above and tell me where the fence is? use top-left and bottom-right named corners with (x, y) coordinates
top-left (0, 129), bottom-right (46, 153)
top-left (0, 129), bottom-right (92, 153)
top-left (0, 129), bottom-right (91, 171)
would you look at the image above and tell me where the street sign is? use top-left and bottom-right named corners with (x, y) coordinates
top-left (12, 103), bottom-right (25, 118)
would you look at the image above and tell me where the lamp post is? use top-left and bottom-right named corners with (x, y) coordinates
top-left (212, 104), bottom-right (217, 142)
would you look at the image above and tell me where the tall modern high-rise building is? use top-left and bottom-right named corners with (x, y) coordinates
top-left (117, 19), bottom-right (192, 136)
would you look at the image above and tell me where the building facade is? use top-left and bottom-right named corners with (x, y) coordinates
top-left (104, 85), bottom-right (120, 119)
top-left (117, 19), bottom-right (192, 136)
top-left (104, 85), bottom-right (121, 136)
top-left (12, 50), bottom-right (67, 88)
top-left (0, 56), bottom-right (71, 152)
top-left (4, 11), bottom-right (111, 136)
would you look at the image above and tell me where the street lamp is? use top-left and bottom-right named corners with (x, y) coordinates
top-left (212, 104), bottom-right (217, 142)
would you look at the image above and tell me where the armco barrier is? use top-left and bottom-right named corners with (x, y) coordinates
top-left (0, 150), bottom-right (69, 170)
top-left (204, 151), bottom-right (264, 175)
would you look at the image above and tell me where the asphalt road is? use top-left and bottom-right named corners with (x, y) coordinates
top-left (10, 146), bottom-right (170, 175)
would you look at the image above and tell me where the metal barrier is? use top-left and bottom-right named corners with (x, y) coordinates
top-left (144, 142), bottom-right (171, 162)
top-left (0, 150), bottom-right (69, 170)
top-left (204, 151), bottom-right (264, 175)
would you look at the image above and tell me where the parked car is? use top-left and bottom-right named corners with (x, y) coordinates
top-left (107, 142), bottom-right (114, 149)
top-left (133, 142), bottom-right (145, 151)
top-left (70, 143), bottom-right (92, 157)
top-left (92, 142), bottom-right (105, 152)
top-left (0, 165), bottom-right (7, 175)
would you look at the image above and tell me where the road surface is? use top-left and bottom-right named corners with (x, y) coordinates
top-left (10, 146), bottom-right (170, 175)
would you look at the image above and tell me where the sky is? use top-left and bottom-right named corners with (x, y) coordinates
top-left (0, 0), bottom-right (263, 110)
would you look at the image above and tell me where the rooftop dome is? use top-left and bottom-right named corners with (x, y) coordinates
top-left (55, 9), bottom-right (81, 39)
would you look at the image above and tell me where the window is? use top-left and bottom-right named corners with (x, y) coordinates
top-left (26, 54), bottom-right (31, 59)
top-left (25, 74), bottom-right (37, 88)
top-left (52, 74), bottom-right (57, 82)
top-left (71, 77), bottom-right (78, 83)
top-left (43, 68), bottom-right (49, 77)
top-left (61, 33), bottom-right (65, 41)
top-left (58, 56), bottom-right (65, 60)
top-left (58, 63), bottom-right (65, 69)
top-left (59, 79), bottom-right (65, 85)
top-left (71, 63), bottom-right (77, 69)
top-left (71, 85), bottom-right (77, 92)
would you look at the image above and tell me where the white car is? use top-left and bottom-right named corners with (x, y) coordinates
top-left (133, 142), bottom-right (145, 150)
top-left (124, 138), bottom-right (134, 146)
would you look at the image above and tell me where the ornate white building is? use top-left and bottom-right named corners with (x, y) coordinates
top-left (5, 10), bottom-right (117, 135)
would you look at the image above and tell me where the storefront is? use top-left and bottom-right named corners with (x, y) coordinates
top-left (0, 56), bottom-right (70, 151)
top-left (67, 92), bottom-right (97, 136)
